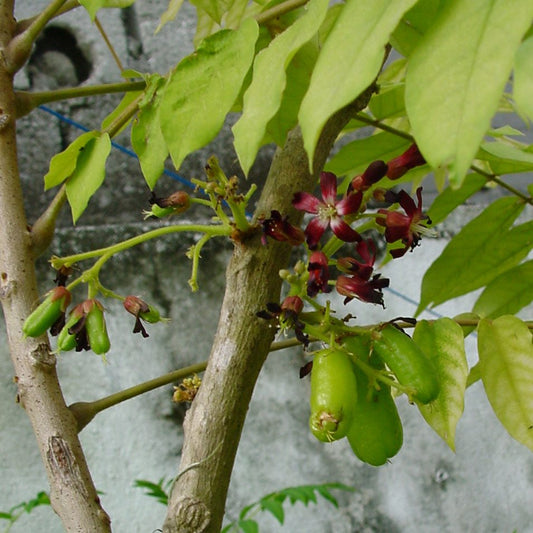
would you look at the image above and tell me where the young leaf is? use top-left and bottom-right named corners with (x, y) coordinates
top-left (156, 0), bottom-right (186, 33)
top-left (513, 36), bottom-right (533, 120)
top-left (159, 19), bottom-right (258, 170)
top-left (413, 318), bottom-right (468, 450)
top-left (478, 316), bottom-right (533, 452)
top-left (79, 0), bottom-right (136, 20)
top-left (235, 520), bottom-right (259, 533)
top-left (259, 497), bottom-right (285, 524)
top-left (473, 260), bottom-right (533, 319)
top-left (427, 173), bottom-right (486, 225)
top-left (477, 141), bottom-right (533, 175)
top-left (325, 131), bottom-right (410, 178)
top-left (66, 133), bottom-right (112, 223)
top-left (368, 84), bottom-right (406, 120)
top-left (131, 77), bottom-right (168, 190)
top-left (298, 0), bottom-right (418, 169)
top-left (233, 0), bottom-right (328, 175)
top-left (264, 42), bottom-right (318, 147)
top-left (44, 131), bottom-right (99, 190)
top-left (405, 0), bottom-right (533, 187)
top-left (417, 196), bottom-right (528, 313)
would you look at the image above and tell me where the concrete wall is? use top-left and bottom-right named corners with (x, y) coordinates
top-left (1, 2), bottom-right (532, 532)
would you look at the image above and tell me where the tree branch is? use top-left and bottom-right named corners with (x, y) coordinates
top-left (0, 5), bottom-right (111, 530)
top-left (162, 84), bottom-right (376, 533)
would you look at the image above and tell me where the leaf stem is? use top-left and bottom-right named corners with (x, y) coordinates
top-left (94, 15), bottom-right (125, 73)
top-left (255, 0), bottom-right (309, 25)
top-left (53, 223), bottom-right (231, 270)
top-left (15, 81), bottom-right (146, 118)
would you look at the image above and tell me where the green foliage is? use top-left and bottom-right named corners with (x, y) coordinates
top-left (299, 0), bottom-right (417, 167)
top-left (405, 0), bottom-right (533, 187)
top-left (0, 491), bottom-right (50, 532)
top-left (159, 19), bottom-right (259, 173)
top-left (134, 478), bottom-right (354, 532)
top-left (134, 478), bottom-right (173, 506)
top-left (79, 0), bottom-right (137, 20)
top-left (473, 260), bottom-right (533, 319)
top-left (131, 75), bottom-right (168, 190)
top-left (413, 318), bottom-right (468, 450)
top-left (418, 196), bottom-right (531, 313)
top-left (221, 483), bottom-right (355, 532)
top-left (513, 36), bottom-right (533, 120)
top-left (66, 133), bottom-right (112, 223)
top-left (478, 316), bottom-right (533, 452)
top-left (233, 0), bottom-right (328, 175)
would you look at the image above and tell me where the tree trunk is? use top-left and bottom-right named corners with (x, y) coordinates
top-left (163, 86), bottom-right (375, 533)
top-left (0, 3), bottom-right (111, 530)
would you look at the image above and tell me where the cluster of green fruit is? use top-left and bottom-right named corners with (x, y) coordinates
top-left (22, 288), bottom-right (162, 355)
top-left (309, 324), bottom-right (439, 466)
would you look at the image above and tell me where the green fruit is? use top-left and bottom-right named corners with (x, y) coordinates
top-left (347, 364), bottom-right (403, 466)
top-left (372, 324), bottom-right (439, 404)
top-left (57, 304), bottom-right (85, 352)
top-left (23, 287), bottom-right (71, 338)
top-left (85, 300), bottom-right (110, 355)
top-left (309, 349), bottom-right (358, 442)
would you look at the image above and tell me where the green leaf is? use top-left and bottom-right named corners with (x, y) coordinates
top-left (299, 0), bottom-right (418, 169)
top-left (44, 131), bottom-right (99, 190)
top-left (0, 512), bottom-right (12, 519)
top-left (264, 42), bottom-right (318, 147)
top-left (236, 520), bottom-right (259, 533)
top-left (189, 0), bottom-right (228, 24)
top-left (477, 141), bottom-right (533, 175)
top-left (413, 318), bottom-right (468, 450)
top-left (101, 90), bottom-right (142, 135)
top-left (405, 0), bottom-right (533, 187)
top-left (160, 19), bottom-right (258, 170)
top-left (79, 0), bottom-right (136, 19)
top-left (478, 315), bottom-right (533, 451)
top-left (473, 260), bottom-right (533, 319)
top-left (233, 0), bottom-right (328, 175)
top-left (514, 36), bottom-right (533, 120)
top-left (260, 497), bottom-right (285, 524)
top-left (66, 133), bottom-right (112, 223)
top-left (390, 0), bottom-right (444, 57)
top-left (427, 173), bottom-right (486, 225)
top-left (156, 0), bottom-right (185, 33)
top-left (131, 76), bottom-right (168, 189)
top-left (368, 84), bottom-right (405, 120)
top-left (326, 132), bottom-right (410, 178)
top-left (417, 196), bottom-right (529, 312)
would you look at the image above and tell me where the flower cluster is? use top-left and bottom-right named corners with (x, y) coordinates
top-left (258, 143), bottom-right (431, 321)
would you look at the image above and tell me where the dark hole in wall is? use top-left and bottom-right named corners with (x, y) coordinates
top-left (27, 25), bottom-right (92, 88)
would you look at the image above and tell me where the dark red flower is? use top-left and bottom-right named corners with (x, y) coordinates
top-left (307, 251), bottom-right (331, 297)
top-left (336, 273), bottom-right (389, 307)
top-left (256, 296), bottom-right (308, 346)
top-left (386, 144), bottom-right (426, 180)
top-left (376, 187), bottom-right (432, 258)
top-left (293, 172), bottom-right (362, 249)
top-left (336, 239), bottom-right (377, 281)
top-left (260, 210), bottom-right (305, 246)
top-left (349, 160), bottom-right (388, 192)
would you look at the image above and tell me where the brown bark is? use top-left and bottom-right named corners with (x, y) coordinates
top-left (0, 2), bottom-right (111, 530)
top-left (163, 86), bottom-right (375, 533)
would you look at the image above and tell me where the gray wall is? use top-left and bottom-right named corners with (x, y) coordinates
top-left (1, 2), bottom-right (532, 532)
